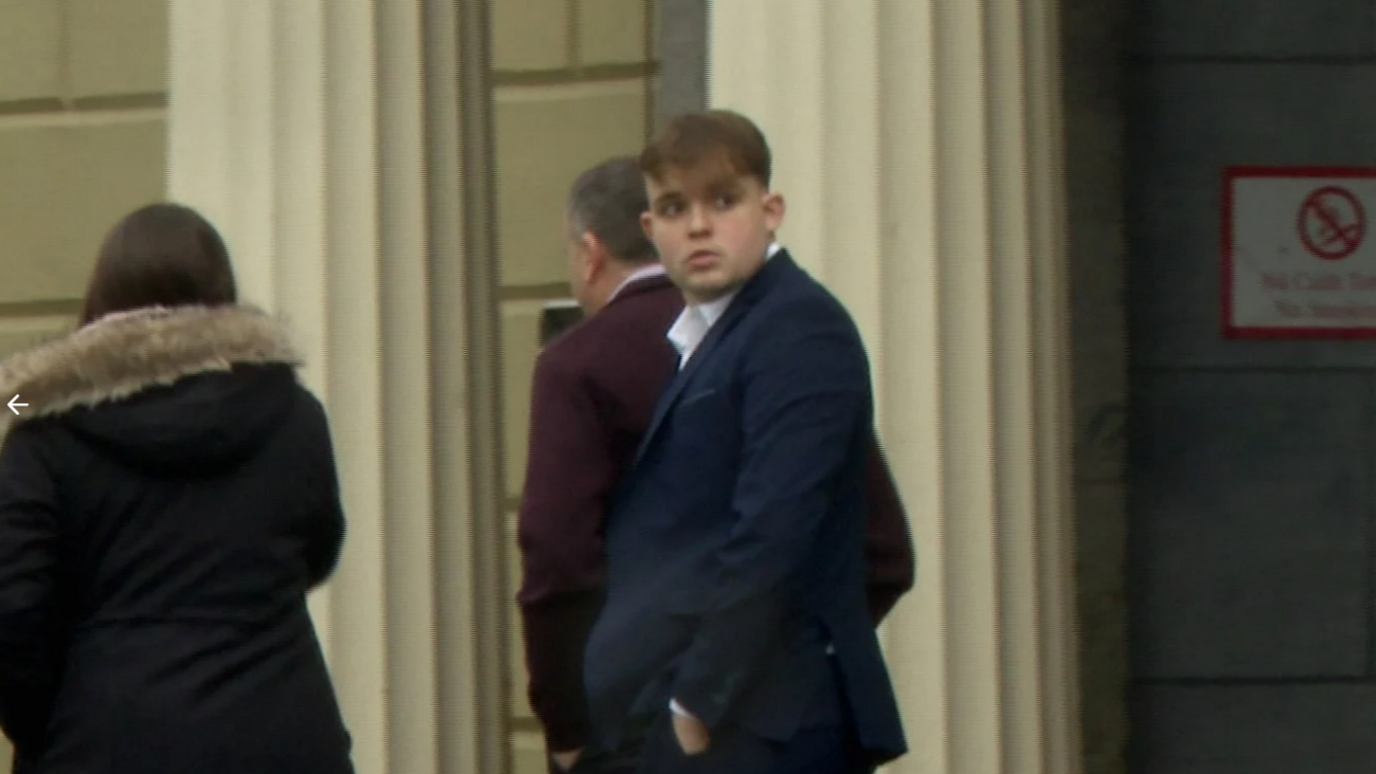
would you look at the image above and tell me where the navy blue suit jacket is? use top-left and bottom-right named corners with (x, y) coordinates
top-left (582, 252), bottom-right (907, 765)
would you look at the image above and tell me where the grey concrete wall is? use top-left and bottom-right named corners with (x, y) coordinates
top-left (1126, 1), bottom-right (1376, 773)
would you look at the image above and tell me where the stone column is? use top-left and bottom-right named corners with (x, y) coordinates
top-left (653, 0), bottom-right (708, 126)
top-left (166, 2), bottom-right (508, 773)
top-left (709, 2), bottom-right (1082, 772)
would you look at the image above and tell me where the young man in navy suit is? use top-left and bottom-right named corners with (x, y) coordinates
top-left (581, 112), bottom-right (908, 774)
top-left (519, 156), bottom-right (914, 774)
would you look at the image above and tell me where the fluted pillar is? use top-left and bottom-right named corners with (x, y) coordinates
top-left (167, 2), bottom-right (508, 773)
top-left (709, 2), bottom-right (1081, 772)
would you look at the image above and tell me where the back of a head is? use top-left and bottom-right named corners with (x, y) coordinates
top-left (567, 156), bottom-right (657, 265)
top-left (80, 203), bottom-right (238, 326)
top-left (61, 204), bottom-right (290, 474)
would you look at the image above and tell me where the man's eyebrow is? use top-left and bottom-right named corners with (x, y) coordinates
top-left (653, 176), bottom-right (741, 203)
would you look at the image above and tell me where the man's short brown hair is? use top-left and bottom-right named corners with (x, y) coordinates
top-left (567, 156), bottom-right (656, 265)
top-left (639, 110), bottom-right (772, 189)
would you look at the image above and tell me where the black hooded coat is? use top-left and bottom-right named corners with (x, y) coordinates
top-left (0, 305), bottom-right (353, 774)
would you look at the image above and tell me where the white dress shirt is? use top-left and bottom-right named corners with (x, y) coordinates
top-left (666, 242), bottom-right (781, 369)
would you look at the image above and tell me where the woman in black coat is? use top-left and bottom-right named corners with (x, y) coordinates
top-left (0, 204), bottom-right (354, 773)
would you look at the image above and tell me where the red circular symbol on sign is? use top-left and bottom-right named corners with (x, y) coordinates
top-left (1298, 185), bottom-right (1366, 260)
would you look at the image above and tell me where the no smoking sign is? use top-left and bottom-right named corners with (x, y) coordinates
top-left (1298, 185), bottom-right (1365, 261)
top-left (1224, 166), bottom-right (1376, 338)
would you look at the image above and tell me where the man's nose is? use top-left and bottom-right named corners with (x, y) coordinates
top-left (687, 203), bottom-right (712, 233)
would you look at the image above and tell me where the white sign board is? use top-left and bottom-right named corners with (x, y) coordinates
top-left (1224, 166), bottom-right (1376, 338)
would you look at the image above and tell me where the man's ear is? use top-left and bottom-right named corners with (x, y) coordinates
top-left (582, 232), bottom-right (610, 278)
top-left (640, 210), bottom-right (655, 241)
top-left (762, 191), bottom-right (786, 232)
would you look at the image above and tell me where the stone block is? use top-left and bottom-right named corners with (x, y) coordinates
top-left (1069, 212), bottom-right (1128, 485)
top-left (67, 0), bottom-right (167, 98)
top-left (501, 300), bottom-right (548, 499)
top-left (0, 313), bottom-right (75, 359)
top-left (1076, 483), bottom-right (1130, 774)
top-left (494, 79), bottom-right (648, 288)
top-left (0, 118), bottom-right (166, 305)
top-left (1074, 359), bottom-right (1127, 485)
top-left (577, 0), bottom-right (647, 66)
top-left (493, 0), bottom-right (571, 72)
top-left (1127, 370), bottom-right (1371, 679)
top-left (1128, 0), bottom-right (1376, 59)
top-left (1062, 0), bottom-right (1127, 83)
top-left (652, 0), bottom-right (707, 126)
top-left (1130, 683), bottom-right (1376, 773)
top-left (511, 728), bottom-right (550, 774)
top-left (0, 0), bottom-right (61, 102)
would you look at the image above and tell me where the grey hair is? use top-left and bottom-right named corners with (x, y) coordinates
top-left (566, 156), bottom-right (657, 265)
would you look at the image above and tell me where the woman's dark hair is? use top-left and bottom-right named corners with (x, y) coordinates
top-left (80, 203), bottom-right (238, 325)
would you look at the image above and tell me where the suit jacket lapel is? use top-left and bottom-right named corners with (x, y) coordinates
top-left (637, 300), bottom-right (744, 457)
top-left (631, 252), bottom-right (798, 469)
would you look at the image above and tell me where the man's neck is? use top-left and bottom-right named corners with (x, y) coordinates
top-left (603, 262), bottom-right (668, 307)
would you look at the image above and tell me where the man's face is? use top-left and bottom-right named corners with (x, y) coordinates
top-left (640, 165), bottom-right (784, 304)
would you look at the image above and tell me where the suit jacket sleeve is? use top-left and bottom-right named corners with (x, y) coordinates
top-left (0, 427), bottom-right (66, 757)
top-left (670, 298), bottom-right (871, 730)
top-left (863, 439), bottom-right (916, 625)
top-left (516, 351), bottom-right (616, 752)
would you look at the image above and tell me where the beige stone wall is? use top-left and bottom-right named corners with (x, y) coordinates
top-left (491, 1), bottom-right (655, 771)
top-left (0, 0), bottom-right (168, 769)
top-left (0, 0), bottom-right (166, 335)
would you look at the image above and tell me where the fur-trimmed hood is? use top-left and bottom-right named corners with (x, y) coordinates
top-left (0, 305), bottom-right (305, 471)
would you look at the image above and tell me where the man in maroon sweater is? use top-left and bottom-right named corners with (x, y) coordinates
top-left (516, 156), bottom-right (915, 774)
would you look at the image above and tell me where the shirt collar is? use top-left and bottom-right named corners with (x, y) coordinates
top-left (607, 263), bottom-right (668, 304)
top-left (666, 242), bottom-right (782, 357)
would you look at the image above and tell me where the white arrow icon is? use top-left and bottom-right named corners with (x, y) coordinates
top-left (8, 395), bottom-right (26, 415)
